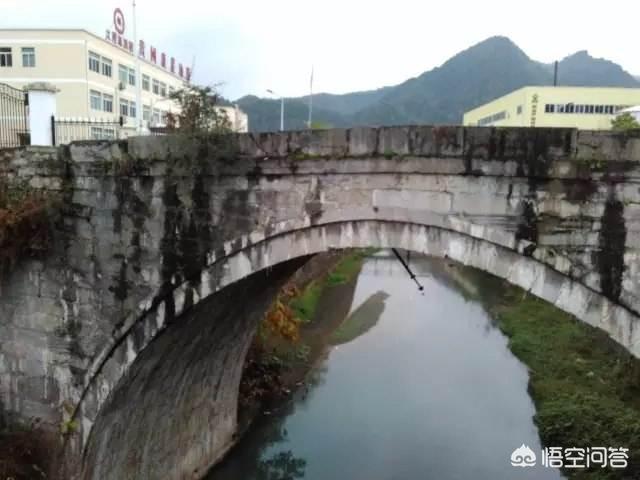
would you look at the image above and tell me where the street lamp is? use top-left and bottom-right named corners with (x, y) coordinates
top-left (267, 89), bottom-right (284, 131)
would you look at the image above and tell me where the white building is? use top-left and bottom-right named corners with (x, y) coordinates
top-left (0, 21), bottom-right (248, 140)
top-left (620, 106), bottom-right (640, 123)
top-left (0, 28), bottom-right (188, 137)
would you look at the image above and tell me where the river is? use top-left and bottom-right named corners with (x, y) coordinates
top-left (206, 252), bottom-right (563, 480)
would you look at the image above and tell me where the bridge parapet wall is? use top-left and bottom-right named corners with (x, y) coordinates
top-left (0, 146), bottom-right (65, 190)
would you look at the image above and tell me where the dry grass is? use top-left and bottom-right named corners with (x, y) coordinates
top-left (0, 180), bottom-right (57, 279)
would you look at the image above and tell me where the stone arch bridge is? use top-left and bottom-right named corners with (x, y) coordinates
top-left (1, 126), bottom-right (640, 479)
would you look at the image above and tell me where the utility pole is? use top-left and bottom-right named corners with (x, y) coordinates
top-left (307, 65), bottom-right (313, 128)
top-left (553, 61), bottom-right (558, 87)
top-left (132, 0), bottom-right (142, 133)
top-left (267, 89), bottom-right (284, 131)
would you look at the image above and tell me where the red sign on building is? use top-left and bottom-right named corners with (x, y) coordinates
top-left (105, 8), bottom-right (192, 81)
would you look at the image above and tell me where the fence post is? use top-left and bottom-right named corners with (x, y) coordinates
top-left (50, 115), bottom-right (56, 146)
top-left (23, 82), bottom-right (58, 146)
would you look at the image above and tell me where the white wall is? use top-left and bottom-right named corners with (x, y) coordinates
top-left (27, 87), bottom-right (57, 145)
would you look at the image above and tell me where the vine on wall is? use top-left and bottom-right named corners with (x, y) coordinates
top-left (0, 179), bottom-right (58, 279)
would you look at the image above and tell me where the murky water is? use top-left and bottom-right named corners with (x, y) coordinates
top-left (207, 252), bottom-right (563, 480)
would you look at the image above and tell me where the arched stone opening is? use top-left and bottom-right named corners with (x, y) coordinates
top-left (77, 220), bottom-right (640, 480)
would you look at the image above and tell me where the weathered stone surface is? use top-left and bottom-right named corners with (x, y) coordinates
top-left (82, 259), bottom-right (307, 480)
top-left (1, 125), bottom-right (640, 479)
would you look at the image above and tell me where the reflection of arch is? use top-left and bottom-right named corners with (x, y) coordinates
top-left (77, 219), bottom-right (640, 455)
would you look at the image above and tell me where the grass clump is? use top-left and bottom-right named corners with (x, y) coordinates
top-left (490, 284), bottom-right (640, 479)
top-left (290, 281), bottom-right (323, 324)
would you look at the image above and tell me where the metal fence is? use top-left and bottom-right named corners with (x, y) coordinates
top-left (52, 116), bottom-right (124, 145)
top-left (148, 126), bottom-right (171, 136)
top-left (0, 83), bottom-right (29, 148)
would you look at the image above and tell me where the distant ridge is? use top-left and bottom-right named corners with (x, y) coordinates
top-left (236, 36), bottom-right (640, 131)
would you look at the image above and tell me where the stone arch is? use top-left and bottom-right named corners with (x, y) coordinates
top-left (74, 219), bottom-right (640, 480)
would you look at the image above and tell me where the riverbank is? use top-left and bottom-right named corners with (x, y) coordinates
top-left (443, 262), bottom-right (640, 479)
top-left (238, 249), bottom-right (372, 428)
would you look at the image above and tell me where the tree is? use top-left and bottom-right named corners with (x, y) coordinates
top-left (309, 120), bottom-right (332, 130)
top-left (611, 112), bottom-right (640, 131)
top-left (166, 85), bottom-right (231, 135)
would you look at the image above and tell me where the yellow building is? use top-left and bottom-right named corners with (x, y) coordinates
top-left (463, 86), bottom-right (640, 129)
top-left (0, 28), bottom-right (248, 138)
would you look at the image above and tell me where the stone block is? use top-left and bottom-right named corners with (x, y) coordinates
top-left (378, 126), bottom-right (410, 155)
top-left (348, 127), bottom-right (378, 156)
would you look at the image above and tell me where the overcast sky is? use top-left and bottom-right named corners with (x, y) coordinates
top-left (2, 0), bottom-right (639, 100)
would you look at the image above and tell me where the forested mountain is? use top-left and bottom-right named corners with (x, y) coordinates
top-left (235, 36), bottom-right (640, 132)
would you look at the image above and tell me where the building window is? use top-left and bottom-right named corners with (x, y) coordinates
top-left (128, 67), bottom-right (136, 86)
top-left (0, 47), bottom-right (12, 67)
top-left (142, 74), bottom-right (150, 91)
top-left (152, 79), bottom-right (160, 95)
top-left (143, 105), bottom-right (151, 121)
top-left (103, 94), bottom-right (113, 113)
top-left (159, 82), bottom-right (167, 97)
top-left (91, 127), bottom-right (104, 139)
top-left (89, 51), bottom-right (100, 73)
top-left (152, 108), bottom-right (161, 125)
top-left (119, 65), bottom-right (128, 87)
top-left (21, 47), bottom-right (35, 67)
top-left (545, 104), bottom-right (554, 113)
top-left (101, 57), bottom-right (112, 77)
top-left (604, 105), bottom-right (614, 114)
top-left (478, 110), bottom-right (507, 126)
top-left (566, 103), bottom-right (575, 113)
top-left (120, 99), bottom-right (129, 117)
top-left (595, 105), bottom-right (604, 114)
top-left (90, 90), bottom-right (102, 111)
top-left (516, 105), bottom-right (523, 115)
top-left (129, 101), bottom-right (137, 119)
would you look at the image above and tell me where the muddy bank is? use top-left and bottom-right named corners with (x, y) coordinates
top-left (237, 250), bottom-right (369, 431)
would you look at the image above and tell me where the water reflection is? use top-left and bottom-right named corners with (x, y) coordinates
top-left (206, 252), bottom-right (563, 480)
top-left (330, 291), bottom-right (389, 345)
top-left (256, 450), bottom-right (306, 480)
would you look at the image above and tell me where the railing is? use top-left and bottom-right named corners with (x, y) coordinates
top-left (0, 83), bottom-right (29, 148)
top-left (148, 126), bottom-right (172, 136)
top-left (51, 116), bottom-right (124, 146)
